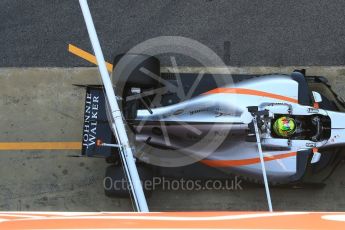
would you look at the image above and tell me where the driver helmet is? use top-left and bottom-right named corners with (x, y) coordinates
top-left (273, 116), bottom-right (296, 137)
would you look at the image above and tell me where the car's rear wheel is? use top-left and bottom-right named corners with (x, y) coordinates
top-left (112, 53), bottom-right (160, 88)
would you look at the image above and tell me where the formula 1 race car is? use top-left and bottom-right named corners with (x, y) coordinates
top-left (80, 54), bottom-right (345, 196)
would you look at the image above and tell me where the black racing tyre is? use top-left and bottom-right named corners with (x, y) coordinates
top-left (112, 53), bottom-right (160, 88)
top-left (104, 164), bottom-right (154, 198)
top-left (318, 93), bottom-right (338, 111)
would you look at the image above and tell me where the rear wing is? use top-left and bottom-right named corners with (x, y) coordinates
top-left (81, 86), bottom-right (117, 157)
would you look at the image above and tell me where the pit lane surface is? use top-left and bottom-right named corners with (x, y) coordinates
top-left (0, 67), bottom-right (345, 211)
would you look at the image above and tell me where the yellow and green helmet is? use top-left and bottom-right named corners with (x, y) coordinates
top-left (273, 116), bottom-right (296, 137)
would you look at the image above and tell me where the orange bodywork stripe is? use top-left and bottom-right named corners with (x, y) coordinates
top-left (204, 88), bottom-right (299, 104)
top-left (0, 142), bottom-right (82, 150)
top-left (201, 152), bottom-right (297, 167)
top-left (68, 44), bottom-right (113, 71)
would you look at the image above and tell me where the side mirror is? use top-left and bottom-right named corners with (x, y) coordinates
top-left (311, 151), bottom-right (321, 164)
top-left (312, 91), bottom-right (323, 103)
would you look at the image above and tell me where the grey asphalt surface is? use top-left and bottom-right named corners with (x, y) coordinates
top-left (1, 0), bottom-right (345, 67)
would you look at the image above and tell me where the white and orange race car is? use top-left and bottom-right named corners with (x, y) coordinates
top-left (79, 54), bottom-right (345, 197)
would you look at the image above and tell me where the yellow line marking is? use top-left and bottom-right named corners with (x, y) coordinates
top-left (7, 44), bottom-right (115, 152)
top-left (68, 44), bottom-right (113, 71)
top-left (0, 142), bottom-right (82, 150)
top-left (4, 46), bottom-right (113, 151)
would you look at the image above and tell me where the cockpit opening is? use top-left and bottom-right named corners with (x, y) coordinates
top-left (271, 114), bottom-right (331, 141)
